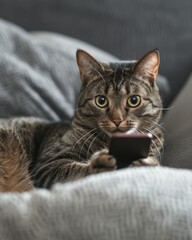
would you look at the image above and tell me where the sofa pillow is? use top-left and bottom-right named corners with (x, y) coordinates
top-left (0, 167), bottom-right (192, 240)
top-left (0, 19), bottom-right (169, 121)
top-left (1, 0), bottom-right (192, 106)
top-left (163, 73), bottom-right (192, 168)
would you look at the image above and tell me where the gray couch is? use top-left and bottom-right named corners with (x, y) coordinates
top-left (1, 0), bottom-right (192, 106)
top-left (0, 1), bottom-right (192, 239)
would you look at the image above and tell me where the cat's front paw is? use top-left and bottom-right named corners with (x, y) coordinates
top-left (129, 156), bottom-right (160, 167)
top-left (88, 149), bottom-right (117, 174)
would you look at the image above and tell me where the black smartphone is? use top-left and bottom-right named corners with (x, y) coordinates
top-left (109, 133), bottom-right (152, 169)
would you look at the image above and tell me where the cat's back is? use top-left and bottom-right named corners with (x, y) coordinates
top-left (0, 117), bottom-right (48, 130)
top-left (0, 117), bottom-right (70, 192)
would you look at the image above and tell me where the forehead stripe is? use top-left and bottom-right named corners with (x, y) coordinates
top-left (109, 62), bottom-right (126, 91)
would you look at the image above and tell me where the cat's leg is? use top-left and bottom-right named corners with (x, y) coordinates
top-left (88, 149), bottom-right (117, 174)
top-left (33, 149), bottom-right (116, 188)
top-left (129, 127), bottom-right (164, 167)
top-left (129, 156), bottom-right (160, 167)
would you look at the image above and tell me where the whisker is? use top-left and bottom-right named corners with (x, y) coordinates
top-left (156, 106), bottom-right (174, 111)
top-left (134, 128), bottom-right (145, 135)
top-left (69, 128), bottom-right (98, 160)
top-left (86, 132), bottom-right (101, 160)
top-left (144, 120), bottom-right (166, 131)
top-left (78, 131), bottom-right (98, 160)
top-left (136, 128), bottom-right (162, 159)
top-left (94, 131), bottom-right (108, 154)
top-left (143, 127), bottom-right (164, 149)
top-left (143, 127), bottom-right (164, 158)
top-left (151, 139), bottom-right (162, 159)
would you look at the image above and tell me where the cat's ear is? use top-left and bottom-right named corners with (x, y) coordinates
top-left (133, 49), bottom-right (160, 84)
top-left (76, 49), bottom-right (105, 80)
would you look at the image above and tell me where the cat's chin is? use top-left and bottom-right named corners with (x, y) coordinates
top-left (103, 128), bottom-right (136, 137)
top-left (126, 128), bottom-right (138, 134)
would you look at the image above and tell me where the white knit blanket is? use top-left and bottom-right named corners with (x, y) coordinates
top-left (0, 167), bottom-right (192, 240)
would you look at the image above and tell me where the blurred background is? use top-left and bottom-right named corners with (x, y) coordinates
top-left (0, 0), bottom-right (192, 107)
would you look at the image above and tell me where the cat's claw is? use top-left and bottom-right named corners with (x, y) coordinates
top-left (89, 149), bottom-right (117, 174)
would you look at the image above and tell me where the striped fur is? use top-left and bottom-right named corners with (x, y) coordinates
top-left (0, 130), bottom-right (33, 192)
top-left (0, 49), bottom-right (164, 191)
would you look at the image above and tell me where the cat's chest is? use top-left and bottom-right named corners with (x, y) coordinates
top-left (59, 129), bottom-right (109, 160)
top-left (38, 127), bottom-right (109, 162)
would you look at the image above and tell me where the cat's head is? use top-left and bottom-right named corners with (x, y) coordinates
top-left (74, 49), bottom-right (162, 136)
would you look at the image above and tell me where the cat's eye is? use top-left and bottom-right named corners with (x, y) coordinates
top-left (127, 95), bottom-right (141, 108)
top-left (95, 95), bottom-right (108, 108)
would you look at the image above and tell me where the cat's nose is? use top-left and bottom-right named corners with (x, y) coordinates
top-left (112, 119), bottom-right (123, 127)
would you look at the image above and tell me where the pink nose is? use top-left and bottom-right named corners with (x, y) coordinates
top-left (112, 119), bottom-right (123, 127)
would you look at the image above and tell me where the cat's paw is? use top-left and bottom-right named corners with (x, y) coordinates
top-left (88, 149), bottom-right (117, 174)
top-left (129, 156), bottom-right (160, 167)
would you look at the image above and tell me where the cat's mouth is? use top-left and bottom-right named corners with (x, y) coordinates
top-left (103, 126), bottom-right (136, 135)
top-left (112, 127), bottom-right (137, 134)
top-left (99, 121), bottom-right (138, 135)
top-left (112, 128), bottom-right (128, 133)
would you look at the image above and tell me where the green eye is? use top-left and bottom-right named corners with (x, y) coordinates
top-left (127, 95), bottom-right (141, 108)
top-left (95, 95), bottom-right (108, 108)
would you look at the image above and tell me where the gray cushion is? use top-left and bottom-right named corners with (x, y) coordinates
top-left (0, 0), bottom-right (192, 105)
top-left (0, 167), bottom-right (192, 240)
top-left (0, 19), bottom-right (116, 121)
top-left (0, 19), bottom-right (168, 121)
top-left (163, 73), bottom-right (192, 168)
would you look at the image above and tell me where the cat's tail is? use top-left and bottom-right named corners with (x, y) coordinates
top-left (0, 129), bottom-right (33, 192)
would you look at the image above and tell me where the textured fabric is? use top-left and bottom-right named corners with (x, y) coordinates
top-left (0, 167), bottom-right (192, 240)
top-left (163, 73), bottom-right (192, 168)
top-left (0, 19), bottom-right (168, 121)
top-left (0, 0), bottom-right (192, 105)
top-left (0, 19), bottom-right (116, 121)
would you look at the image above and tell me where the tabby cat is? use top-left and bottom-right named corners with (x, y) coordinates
top-left (0, 49), bottom-right (164, 192)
